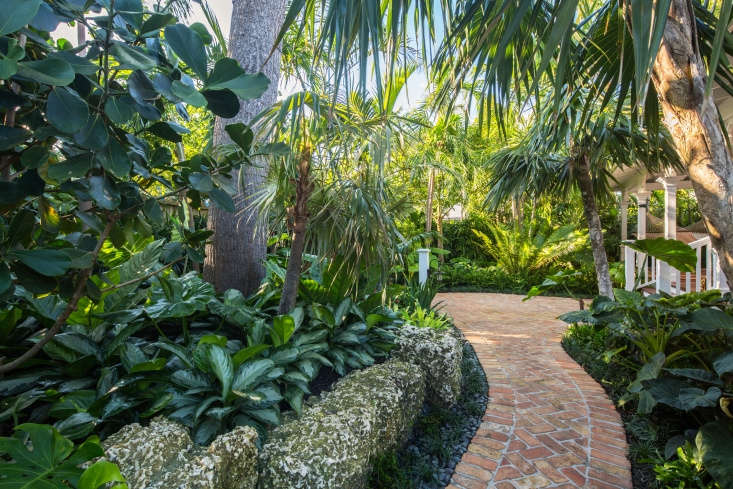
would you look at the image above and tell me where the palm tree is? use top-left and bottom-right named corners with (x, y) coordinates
top-left (275, 0), bottom-right (733, 284)
top-left (486, 99), bottom-right (682, 297)
top-left (253, 85), bottom-right (414, 313)
top-left (404, 112), bottom-right (473, 251)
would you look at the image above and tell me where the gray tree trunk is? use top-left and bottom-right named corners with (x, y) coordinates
top-left (204, 0), bottom-right (287, 294)
top-left (651, 0), bottom-right (733, 285)
top-left (575, 155), bottom-right (615, 298)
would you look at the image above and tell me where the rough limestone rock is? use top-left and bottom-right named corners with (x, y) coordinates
top-left (258, 360), bottom-right (426, 489)
top-left (103, 417), bottom-right (191, 489)
top-left (393, 324), bottom-right (463, 407)
top-left (104, 417), bottom-right (258, 489)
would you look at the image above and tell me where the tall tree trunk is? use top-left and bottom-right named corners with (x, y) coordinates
top-left (650, 0), bottom-right (733, 284)
top-left (204, 0), bottom-right (287, 294)
top-left (278, 148), bottom-right (313, 314)
top-left (425, 166), bottom-right (435, 236)
top-left (575, 155), bottom-right (614, 298)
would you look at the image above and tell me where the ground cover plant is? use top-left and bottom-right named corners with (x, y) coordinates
top-left (562, 290), bottom-right (733, 489)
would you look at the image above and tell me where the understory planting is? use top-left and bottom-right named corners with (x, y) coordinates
top-left (562, 290), bottom-right (733, 489)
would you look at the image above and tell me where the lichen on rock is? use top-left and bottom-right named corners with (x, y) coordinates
top-left (103, 417), bottom-right (258, 489)
top-left (258, 360), bottom-right (426, 489)
top-left (392, 324), bottom-right (464, 407)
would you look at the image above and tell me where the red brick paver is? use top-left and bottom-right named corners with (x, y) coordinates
top-left (440, 293), bottom-right (632, 489)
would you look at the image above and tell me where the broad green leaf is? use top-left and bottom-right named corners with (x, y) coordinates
top-left (247, 408), bottom-right (279, 425)
top-left (0, 127), bottom-right (30, 154)
top-left (165, 24), bottom-right (208, 79)
top-left (697, 421), bottom-right (733, 489)
top-left (30, 2), bottom-right (60, 31)
top-left (0, 263), bottom-right (11, 294)
top-left (232, 358), bottom-right (274, 392)
top-left (147, 121), bottom-right (187, 142)
top-left (48, 153), bottom-right (92, 181)
top-left (140, 12), bottom-right (175, 36)
top-left (74, 115), bottom-right (109, 150)
top-left (17, 58), bottom-right (75, 86)
top-left (224, 122), bottom-right (253, 152)
top-left (624, 238), bottom-right (696, 272)
top-left (629, 352), bottom-right (665, 393)
top-left (170, 80), bottom-right (207, 107)
top-left (202, 89), bottom-right (239, 118)
top-left (207, 344), bottom-right (233, 398)
top-left (79, 460), bottom-right (127, 489)
top-left (284, 385), bottom-right (304, 415)
top-left (677, 307), bottom-right (733, 335)
top-left (189, 172), bottom-right (214, 192)
top-left (97, 138), bottom-right (131, 178)
top-left (713, 352), bottom-right (733, 377)
top-left (105, 96), bottom-right (136, 124)
top-left (232, 344), bottom-right (268, 366)
top-left (0, 423), bottom-right (90, 488)
top-left (110, 41), bottom-right (156, 70)
top-left (271, 315), bottom-right (295, 347)
top-left (208, 188), bottom-right (234, 212)
top-left (88, 176), bottom-right (120, 210)
top-left (46, 87), bottom-right (88, 134)
top-left (10, 249), bottom-right (71, 276)
top-left (205, 59), bottom-right (269, 99)
top-left (0, 0), bottom-right (41, 36)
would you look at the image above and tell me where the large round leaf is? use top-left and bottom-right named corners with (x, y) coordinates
top-left (110, 41), bottom-right (157, 71)
top-left (0, 0), bottom-right (42, 36)
top-left (104, 96), bottom-right (136, 124)
top-left (205, 59), bottom-right (270, 100)
top-left (202, 89), bottom-right (239, 118)
top-left (10, 249), bottom-right (72, 276)
top-left (74, 115), bottom-right (109, 150)
top-left (29, 2), bottom-right (60, 31)
top-left (171, 80), bottom-right (207, 107)
top-left (46, 87), bottom-right (89, 134)
top-left (17, 58), bottom-right (75, 86)
top-left (165, 24), bottom-right (208, 79)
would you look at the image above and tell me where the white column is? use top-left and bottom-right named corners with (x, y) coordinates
top-left (662, 181), bottom-right (677, 241)
top-left (658, 179), bottom-right (679, 293)
top-left (417, 248), bottom-right (430, 285)
top-left (636, 190), bottom-right (650, 240)
top-left (635, 190), bottom-right (651, 288)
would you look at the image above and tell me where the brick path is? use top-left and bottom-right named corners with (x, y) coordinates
top-left (438, 293), bottom-right (632, 489)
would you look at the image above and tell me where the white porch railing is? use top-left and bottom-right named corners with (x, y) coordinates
top-left (624, 236), bottom-right (730, 295)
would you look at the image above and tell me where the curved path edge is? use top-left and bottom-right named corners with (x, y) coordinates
top-left (439, 293), bottom-right (633, 489)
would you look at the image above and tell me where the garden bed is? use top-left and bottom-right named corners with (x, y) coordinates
top-left (369, 333), bottom-right (489, 489)
top-left (562, 321), bottom-right (723, 489)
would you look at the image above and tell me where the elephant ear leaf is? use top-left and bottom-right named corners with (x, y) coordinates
top-left (697, 421), bottom-right (733, 489)
top-left (0, 423), bottom-right (104, 488)
top-left (624, 238), bottom-right (696, 272)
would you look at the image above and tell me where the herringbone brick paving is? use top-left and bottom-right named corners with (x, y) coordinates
top-left (438, 293), bottom-right (632, 489)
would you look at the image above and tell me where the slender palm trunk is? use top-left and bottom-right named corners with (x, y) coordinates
top-left (204, 0), bottom-right (287, 294)
top-left (575, 155), bottom-right (614, 298)
top-left (650, 0), bottom-right (733, 284)
top-left (278, 148), bottom-right (313, 314)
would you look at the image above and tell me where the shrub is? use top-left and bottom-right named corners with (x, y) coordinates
top-left (561, 289), bottom-right (733, 489)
